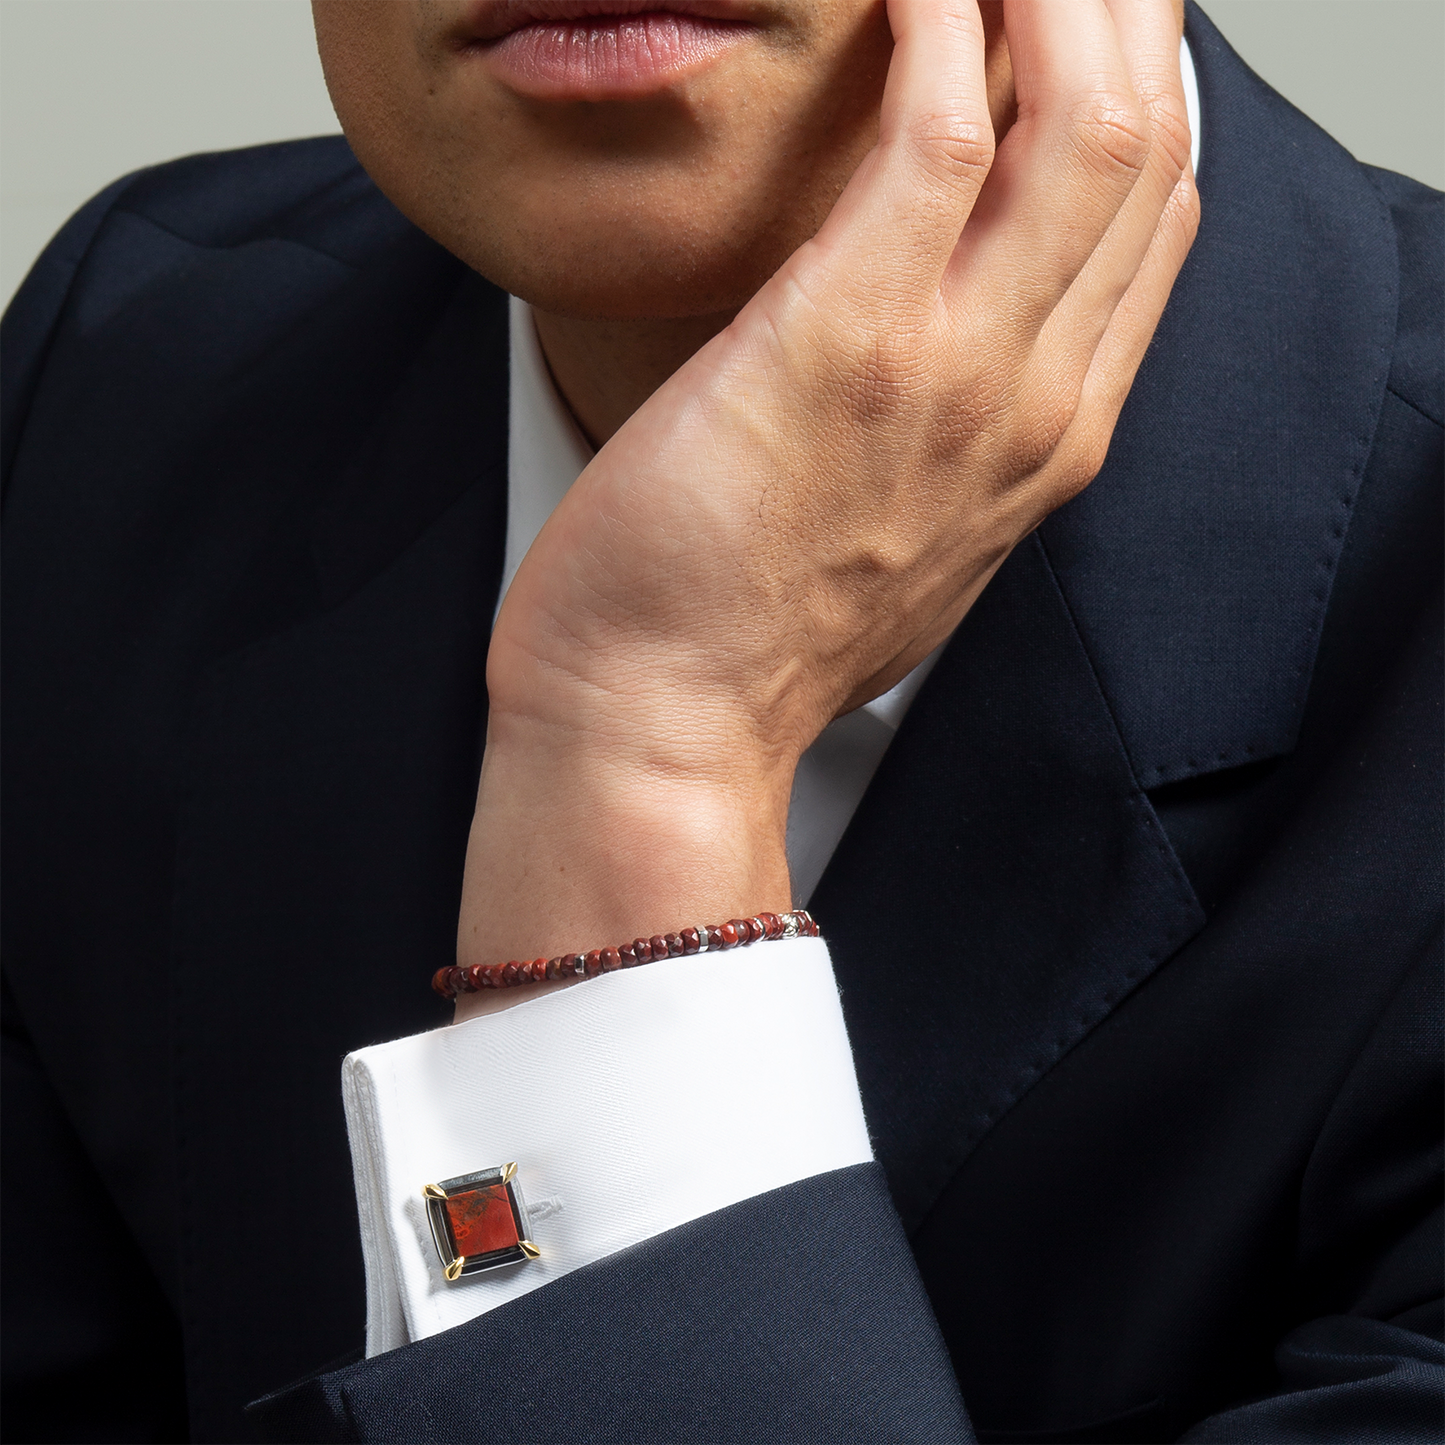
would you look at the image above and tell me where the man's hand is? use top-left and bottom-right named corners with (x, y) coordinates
top-left (456, 0), bottom-right (1198, 1017)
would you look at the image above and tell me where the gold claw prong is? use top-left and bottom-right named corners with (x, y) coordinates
top-left (423, 1183), bottom-right (448, 1201)
top-left (502, 1162), bottom-right (518, 1183)
top-left (443, 1256), bottom-right (465, 1281)
top-left (519, 1241), bottom-right (540, 1260)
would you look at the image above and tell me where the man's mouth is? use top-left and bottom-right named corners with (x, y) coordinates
top-left (459, 2), bottom-right (761, 99)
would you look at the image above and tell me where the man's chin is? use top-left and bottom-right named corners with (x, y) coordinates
top-left (461, 230), bottom-right (793, 322)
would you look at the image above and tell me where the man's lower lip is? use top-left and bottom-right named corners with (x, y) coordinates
top-left (481, 14), bottom-right (752, 98)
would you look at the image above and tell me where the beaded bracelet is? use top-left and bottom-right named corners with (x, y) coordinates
top-left (432, 909), bottom-right (818, 999)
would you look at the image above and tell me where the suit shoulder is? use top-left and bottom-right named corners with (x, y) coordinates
top-left (111, 134), bottom-right (415, 268)
top-left (1365, 166), bottom-right (1443, 426)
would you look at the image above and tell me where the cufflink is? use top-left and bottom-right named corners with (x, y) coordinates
top-left (422, 1163), bottom-right (540, 1280)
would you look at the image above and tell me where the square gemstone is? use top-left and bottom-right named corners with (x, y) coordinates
top-left (445, 1182), bottom-right (520, 1257)
top-left (424, 1165), bottom-right (536, 1277)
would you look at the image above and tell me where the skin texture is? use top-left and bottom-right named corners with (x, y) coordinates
top-left (317, 3), bottom-right (895, 320)
top-left (312, 0), bottom-right (1197, 1020)
top-left (315, 1), bottom-right (1020, 442)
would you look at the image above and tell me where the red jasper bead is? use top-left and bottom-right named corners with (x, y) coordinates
top-left (433, 908), bottom-right (816, 996)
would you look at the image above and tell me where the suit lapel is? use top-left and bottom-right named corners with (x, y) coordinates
top-left (817, 1), bottom-right (1400, 1232)
top-left (1042, 2), bottom-right (1399, 788)
top-left (814, 536), bottom-right (1205, 1231)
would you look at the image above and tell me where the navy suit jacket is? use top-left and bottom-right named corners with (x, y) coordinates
top-left (3, 8), bottom-right (1440, 1441)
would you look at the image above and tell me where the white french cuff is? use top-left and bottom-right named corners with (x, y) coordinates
top-left (343, 935), bottom-right (873, 1356)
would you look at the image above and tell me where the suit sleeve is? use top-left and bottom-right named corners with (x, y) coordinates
top-left (246, 1162), bottom-right (974, 1444)
top-left (251, 937), bottom-right (974, 1442)
top-left (252, 901), bottom-right (1443, 1444)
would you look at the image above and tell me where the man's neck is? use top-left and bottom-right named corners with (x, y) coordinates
top-left (530, 308), bottom-right (736, 448)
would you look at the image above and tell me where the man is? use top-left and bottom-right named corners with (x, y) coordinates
top-left (2, 2), bottom-right (1439, 1441)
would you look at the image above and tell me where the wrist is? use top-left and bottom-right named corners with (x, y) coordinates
top-left (487, 590), bottom-right (835, 777)
top-left (453, 712), bottom-right (794, 1020)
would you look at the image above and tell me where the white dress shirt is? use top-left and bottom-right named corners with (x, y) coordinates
top-left (346, 43), bottom-right (1202, 1356)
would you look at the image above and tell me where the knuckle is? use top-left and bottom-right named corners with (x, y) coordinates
top-left (1071, 93), bottom-right (1152, 182)
top-left (1071, 429), bottom-right (1113, 488)
top-left (1052, 422), bottom-right (1113, 500)
top-left (1007, 392), bottom-right (1079, 482)
top-left (925, 387), bottom-right (992, 469)
top-left (1145, 95), bottom-right (1194, 180)
top-left (901, 112), bottom-right (996, 190)
top-left (1174, 173), bottom-right (1203, 238)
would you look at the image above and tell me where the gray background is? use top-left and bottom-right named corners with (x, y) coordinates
top-left (2, 0), bottom-right (1442, 307)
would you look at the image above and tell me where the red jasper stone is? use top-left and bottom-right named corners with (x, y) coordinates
top-left (681, 928), bottom-right (700, 954)
top-left (664, 933), bottom-right (683, 956)
top-left (600, 947), bottom-right (622, 972)
top-left (445, 1183), bottom-right (521, 1259)
top-left (719, 922), bottom-right (739, 947)
top-left (631, 938), bottom-right (654, 963)
top-left (758, 913), bottom-right (781, 940)
top-left (584, 950), bottom-right (603, 977)
top-left (649, 935), bottom-right (669, 961)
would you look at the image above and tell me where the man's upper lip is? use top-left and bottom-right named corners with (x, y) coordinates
top-left (463, 1), bottom-right (756, 45)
